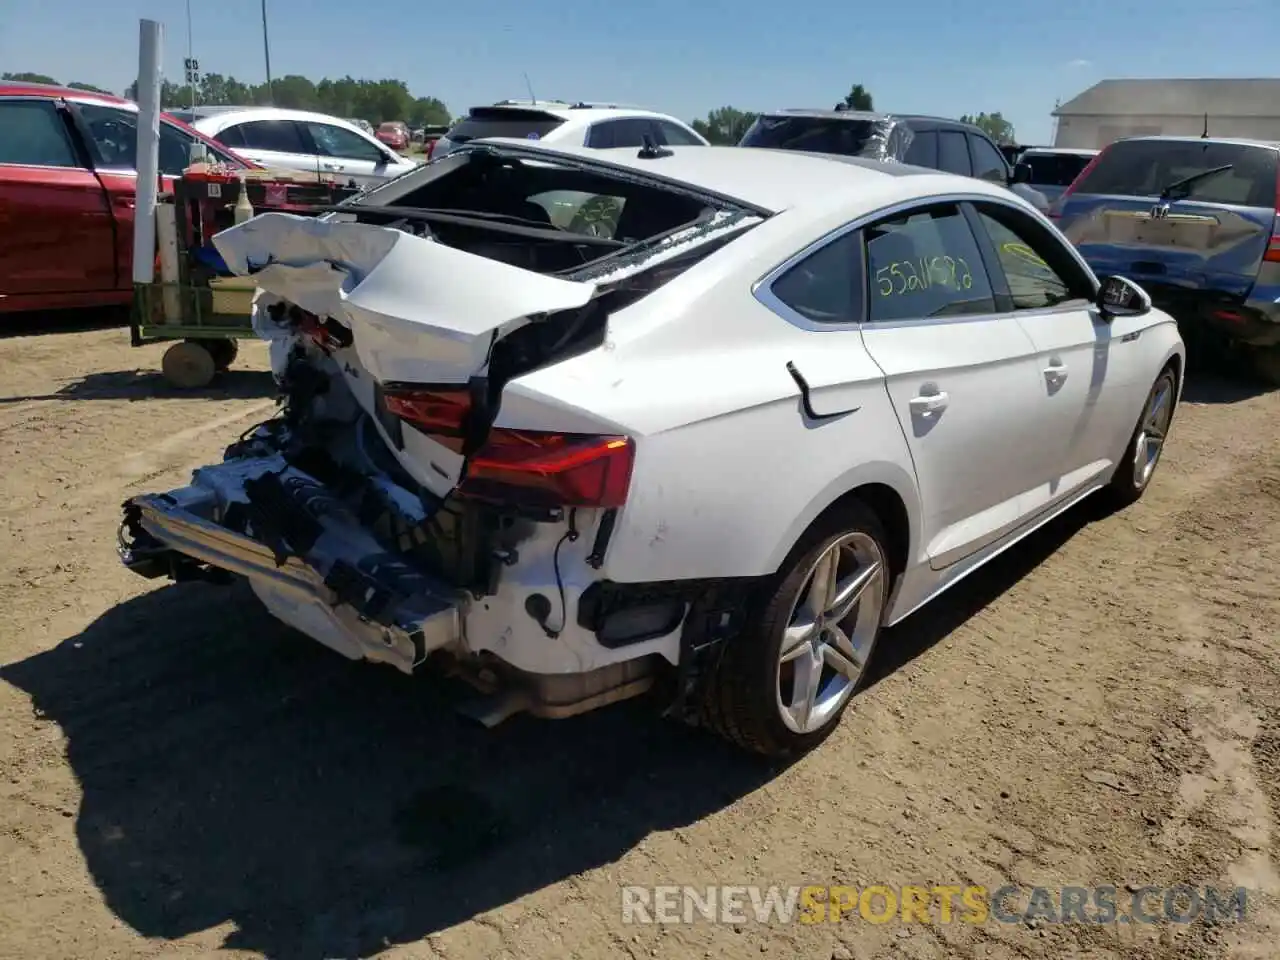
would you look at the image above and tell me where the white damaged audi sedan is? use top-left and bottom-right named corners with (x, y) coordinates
top-left (119, 141), bottom-right (1184, 757)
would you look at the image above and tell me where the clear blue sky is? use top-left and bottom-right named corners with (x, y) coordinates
top-left (4, 0), bottom-right (1277, 144)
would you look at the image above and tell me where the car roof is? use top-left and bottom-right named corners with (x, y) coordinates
top-left (0, 79), bottom-right (129, 104)
top-left (191, 106), bottom-right (379, 137)
top-left (466, 100), bottom-right (692, 125)
top-left (757, 108), bottom-right (982, 131)
top-left (1021, 147), bottom-right (1099, 157)
top-left (1118, 135), bottom-right (1280, 151)
top-left (474, 140), bottom-right (1015, 213)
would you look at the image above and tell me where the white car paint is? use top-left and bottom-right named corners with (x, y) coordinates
top-left (190, 107), bottom-right (419, 186)
top-left (126, 142), bottom-right (1183, 744)
top-left (429, 100), bottom-right (709, 161)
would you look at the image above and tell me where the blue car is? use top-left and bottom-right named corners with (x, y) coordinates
top-left (1052, 136), bottom-right (1280, 383)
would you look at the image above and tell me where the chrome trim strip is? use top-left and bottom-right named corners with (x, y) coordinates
top-left (751, 190), bottom-right (1101, 333)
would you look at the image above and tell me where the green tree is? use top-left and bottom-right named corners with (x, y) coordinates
top-left (67, 81), bottom-right (114, 95)
top-left (2, 71), bottom-right (59, 85)
top-left (841, 84), bottom-right (874, 111)
top-left (960, 111), bottom-right (1015, 144)
top-left (116, 71), bottom-right (450, 127)
top-left (691, 106), bottom-right (759, 145)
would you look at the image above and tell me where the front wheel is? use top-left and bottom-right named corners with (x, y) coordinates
top-left (700, 503), bottom-right (891, 757)
top-left (1104, 366), bottom-right (1177, 508)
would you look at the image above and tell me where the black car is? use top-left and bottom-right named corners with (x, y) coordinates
top-left (738, 109), bottom-right (1049, 211)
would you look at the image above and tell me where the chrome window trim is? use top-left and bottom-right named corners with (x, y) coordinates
top-left (752, 191), bottom-right (1101, 332)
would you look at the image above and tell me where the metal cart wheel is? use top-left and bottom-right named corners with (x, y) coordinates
top-left (198, 338), bottom-right (239, 371)
top-left (162, 340), bottom-right (217, 389)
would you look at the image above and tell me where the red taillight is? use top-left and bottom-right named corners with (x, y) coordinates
top-left (383, 388), bottom-right (469, 452)
top-left (383, 386), bottom-right (635, 508)
top-left (1265, 166), bottom-right (1280, 263)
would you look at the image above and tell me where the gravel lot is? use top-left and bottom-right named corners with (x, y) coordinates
top-left (1, 318), bottom-right (1277, 960)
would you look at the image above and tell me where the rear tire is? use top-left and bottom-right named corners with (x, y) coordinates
top-left (1248, 345), bottom-right (1280, 387)
top-left (1103, 366), bottom-right (1177, 509)
top-left (700, 502), bottom-right (891, 758)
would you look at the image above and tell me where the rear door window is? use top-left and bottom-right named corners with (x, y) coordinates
top-left (587, 118), bottom-right (657, 149)
top-left (0, 99), bottom-right (81, 168)
top-left (76, 103), bottom-right (240, 175)
top-left (655, 119), bottom-right (704, 146)
top-left (445, 108), bottom-right (567, 145)
top-left (938, 131), bottom-right (972, 176)
top-left (227, 120), bottom-right (310, 154)
top-left (969, 135), bottom-right (1009, 183)
top-left (903, 129), bottom-right (939, 168)
top-left (864, 204), bottom-right (995, 323)
top-left (1072, 139), bottom-right (1279, 207)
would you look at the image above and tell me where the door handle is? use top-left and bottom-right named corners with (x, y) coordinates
top-left (114, 197), bottom-right (136, 209)
top-left (1044, 363), bottom-right (1068, 385)
top-left (322, 162), bottom-right (345, 171)
top-left (909, 391), bottom-right (949, 415)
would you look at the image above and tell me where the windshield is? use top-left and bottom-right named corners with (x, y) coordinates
top-left (1072, 140), bottom-right (1278, 207)
top-left (739, 115), bottom-right (888, 157)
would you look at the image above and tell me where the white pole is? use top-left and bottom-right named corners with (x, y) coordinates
top-left (132, 18), bottom-right (163, 285)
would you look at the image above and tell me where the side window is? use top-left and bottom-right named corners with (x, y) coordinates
top-left (770, 231), bottom-right (862, 324)
top-left (76, 103), bottom-right (237, 175)
top-left (903, 129), bottom-right (939, 169)
top-left (970, 135), bottom-right (1009, 183)
top-left (216, 124), bottom-right (247, 148)
top-left (588, 118), bottom-right (653, 149)
top-left (864, 204), bottom-right (995, 323)
top-left (0, 100), bottom-right (81, 168)
top-left (305, 122), bottom-right (386, 162)
top-left (656, 120), bottom-right (704, 146)
top-left (232, 120), bottom-right (309, 154)
top-left (971, 204), bottom-right (1092, 310)
top-left (938, 131), bottom-right (971, 176)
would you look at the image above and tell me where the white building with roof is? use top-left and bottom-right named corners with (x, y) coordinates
top-left (1052, 78), bottom-right (1280, 149)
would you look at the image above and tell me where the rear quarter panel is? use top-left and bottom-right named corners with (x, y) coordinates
top-left (502, 201), bottom-right (924, 584)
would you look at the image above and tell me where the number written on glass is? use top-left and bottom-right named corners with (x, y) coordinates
top-left (875, 256), bottom-right (972, 297)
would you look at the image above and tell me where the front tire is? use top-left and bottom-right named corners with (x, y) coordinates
top-left (700, 502), bottom-right (891, 758)
top-left (1104, 366), bottom-right (1177, 508)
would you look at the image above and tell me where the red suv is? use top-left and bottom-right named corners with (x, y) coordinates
top-left (0, 81), bottom-right (254, 315)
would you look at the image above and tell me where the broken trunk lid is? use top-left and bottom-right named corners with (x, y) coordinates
top-left (213, 212), bottom-right (598, 385)
top-left (213, 212), bottom-right (599, 499)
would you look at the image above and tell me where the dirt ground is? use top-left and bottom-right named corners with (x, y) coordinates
top-left (0, 317), bottom-right (1276, 960)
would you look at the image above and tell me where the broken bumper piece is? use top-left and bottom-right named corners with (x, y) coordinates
top-left (118, 460), bottom-right (463, 674)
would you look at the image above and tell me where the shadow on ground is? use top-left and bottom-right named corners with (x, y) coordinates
top-left (0, 497), bottom-right (1103, 959)
top-left (0, 368), bottom-right (276, 404)
top-left (0, 307), bottom-right (129, 339)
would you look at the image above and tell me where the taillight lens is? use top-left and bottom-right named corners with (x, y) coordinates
top-left (1265, 166), bottom-right (1280, 263)
top-left (382, 386), bottom-right (635, 508)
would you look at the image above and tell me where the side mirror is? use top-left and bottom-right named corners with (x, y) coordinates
top-left (1011, 161), bottom-right (1032, 185)
top-left (1096, 275), bottom-right (1152, 320)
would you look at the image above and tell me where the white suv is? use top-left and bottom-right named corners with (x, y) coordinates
top-left (428, 100), bottom-right (709, 160)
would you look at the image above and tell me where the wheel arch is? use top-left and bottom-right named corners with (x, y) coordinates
top-left (762, 462), bottom-right (920, 585)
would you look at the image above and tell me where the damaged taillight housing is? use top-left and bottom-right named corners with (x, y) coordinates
top-left (383, 386), bottom-right (635, 509)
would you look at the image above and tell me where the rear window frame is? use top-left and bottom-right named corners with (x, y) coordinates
top-left (1072, 139), bottom-right (1279, 208)
top-left (445, 107), bottom-right (568, 145)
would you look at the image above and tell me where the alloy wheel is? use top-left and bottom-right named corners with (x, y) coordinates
top-left (775, 532), bottom-right (886, 735)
